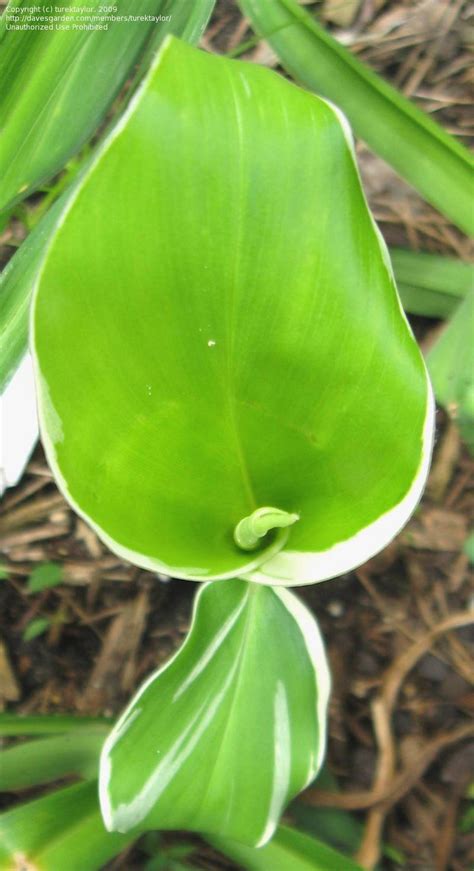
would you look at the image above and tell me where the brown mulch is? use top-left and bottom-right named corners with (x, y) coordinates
top-left (1, 1), bottom-right (473, 870)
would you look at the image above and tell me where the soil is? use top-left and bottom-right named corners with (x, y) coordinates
top-left (1, 1), bottom-right (473, 869)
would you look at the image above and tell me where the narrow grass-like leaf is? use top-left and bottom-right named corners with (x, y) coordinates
top-left (391, 249), bottom-right (473, 319)
top-left (0, 730), bottom-right (107, 789)
top-left (210, 824), bottom-right (364, 870)
top-left (100, 578), bottom-right (330, 845)
top-left (427, 291), bottom-right (474, 450)
top-left (239, 0), bottom-right (473, 236)
top-left (32, 36), bottom-right (433, 586)
top-left (0, 780), bottom-right (133, 871)
top-left (290, 768), bottom-right (363, 855)
top-left (0, 712), bottom-right (112, 736)
top-left (0, 0), bottom-right (215, 212)
top-left (0, 192), bottom-right (69, 391)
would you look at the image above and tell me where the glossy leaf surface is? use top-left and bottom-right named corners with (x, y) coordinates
top-left (211, 824), bottom-right (363, 871)
top-left (32, 37), bottom-right (433, 585)
top-left (0, 780), bottom-right (132, 871)
top-left (0, 0), bottom-right (215, 213)
top-left (99, 578), bottom-right (330, 845)
top-left (239, 0), bottom-right (474, 236)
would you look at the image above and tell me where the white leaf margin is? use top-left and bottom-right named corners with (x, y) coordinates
top-left (0, 353), bottom-right (38, 495)
top-left (99, 579), bottom-right (331, 847)
top-left (30, 37), bottom-right (434, 586)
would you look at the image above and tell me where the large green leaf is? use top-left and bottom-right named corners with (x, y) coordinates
top-left (427, 291), bottom-right (474, 450)
top-left (1, 221), bottom-right (467, 394)
top-left (0, 0), bottom-right (215, 213)
top-left (32, 36), bottom-right (433, 586)
top-left (99, 578), bottom-right (330, 844)
top-left (0, 780), bottom-right (132, 871)
top-left (238, 0), bottom-right (474, 236)
top-left (211, 824), bottom-right (363, 871)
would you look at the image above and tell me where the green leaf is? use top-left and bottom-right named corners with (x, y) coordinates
top-left (290, 769), bottom-right (362, 855)
top-left (210, 824), bottom-right (364, 871)
top-left (238, 0), bottom-right (474, 236)
top-left (0, 189), bottom-right (73, 391)
top-left (142, 838), bottom-right (197, 869)
top-left (458, 801), bottom-right (474, 834)
top-left (290, 771), bottom-right (406, 865)
top-left (427, 291), bottom-right (474, 449)
top-left (32, 36), bottom-right (432, 586)
top-left (388, 251), bottom-right (473, 452)
top-left (0, 729), bottom-right (107, 789)
top-left (0, 0), bottom-right (215, 391)
top-left (463, 534), bottom-right (474, 565)
top-left (144, 856), bottom-right (196, 871)
top-left (0, 0), bottom-right (214, 390)
top-left (27, 560), bottom-right (63, 593)
top-left (99, 578), bottom-right (330, 845)
top-left (22, 616), bottom-right (50, 640)
top-left (390, 249), bottom-right (473, 319)
top-left (0, 0), bottom-right (215, 213)
top-left (0, 712), bottom-right (112, 736)
top-left (0, 780), bottom-right (133, 871)
top-left (0, 205), bottom-right (16, 235)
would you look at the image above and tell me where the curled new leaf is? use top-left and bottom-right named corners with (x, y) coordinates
top-left (32, 36), bottom-right (433, 586)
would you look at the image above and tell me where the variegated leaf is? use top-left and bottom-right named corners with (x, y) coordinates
top-left (99, 578), bottom-right (330, 846)
top-left (31, 36), bottom-right (433, 586)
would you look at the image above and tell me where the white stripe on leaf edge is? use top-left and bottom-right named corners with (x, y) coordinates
top-left (256, 679), bottom-right (292, 847)
top-left (256, 587), bottom-right (331, 847)
top-left (273, 587), bottom-right (331, 782)
top-left (100, 579), bottom-right (329, 845)
top-left (99, 580), bottom-right (249, 831)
